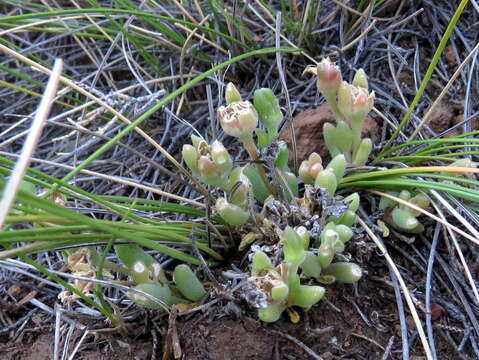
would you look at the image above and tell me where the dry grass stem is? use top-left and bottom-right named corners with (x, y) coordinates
top-left (0, 59), bottom-right (63, 229)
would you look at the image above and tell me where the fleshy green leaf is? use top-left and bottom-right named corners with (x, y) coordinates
top-left (323, 262), bottom-right (362, 283)
top-left (173, 264), bottom-right (206, 301)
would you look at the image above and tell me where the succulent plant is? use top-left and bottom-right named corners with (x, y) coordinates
top-left (309, 154), bottom-right (347, 196)
top-left (127, 283), bottom-right (172, 310)
top-left (182, 136), bottom-right (233, 189)
top-left (299, 152), bottom-right (323, 185)
top-left (249, 228), bottom-right (326, 323)
top-left (217, 101), bottom-right (258, 140)
top-left (253, 88), bottom-right (283, 147)
top-left (379, 190), bottom-right (431, 233)
top-left (177, 79), bottom-right (379, 323)
top-left (54, 65), bottom-right (437, 322)
top-left (131, 62), bottom-right (449, 326)
top-left (173, 264), bottom-right (206, 301)
top-left (249, 225), bottom-right (361, 323)
top-left (225, 82), bottom-right (242, 104)
top-left (114, 244), bottom-right (207, 310)
top-left (306, 59), bottom-right (375, 166)
top-left (215, 197), bottom-right (250, 226)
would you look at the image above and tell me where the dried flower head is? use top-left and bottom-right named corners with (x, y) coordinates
top-left (218, 101), bottom-right (258, 139)
top-left (182, 137), bottom-right (232, 188)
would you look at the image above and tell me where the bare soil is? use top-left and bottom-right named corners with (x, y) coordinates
top-left (1, 253), bottom-right (460, 360)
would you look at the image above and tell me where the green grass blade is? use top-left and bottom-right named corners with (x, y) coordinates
top-left (42, 46), bottom-right (296, 195)
top-left (375, 0), bottom-right (470, 160)
top-left (340, 178), bottom-right (479, 203)
top-left (0, 8), bottom-right (251, 52)
top-left (5, 186), bottom-right (206, 264)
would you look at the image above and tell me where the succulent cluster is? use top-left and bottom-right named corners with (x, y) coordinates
top-left (251, 223), bottom-right (362, 322)
top-left (126, 61), bottom-right (437, 320)
top-left (379, 191), bottom-right (431, 233)
top-left (116, 244), bottom-right (205, 309)
top-left (182, 83), bottom-right (300, 228)
top-left (306, 58), bottom-right (375, 166)
top-left (177, 68), bottom-right (374, 321)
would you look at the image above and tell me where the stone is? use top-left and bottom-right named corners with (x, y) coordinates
top-left (279, 104), bottom-right (379, 164)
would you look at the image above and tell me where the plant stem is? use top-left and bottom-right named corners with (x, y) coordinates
top-left (324, 93), bottom-right (343, 120)
top-left (351, 118), bottom-right (362, 158)
top-left (240, 135), bottom-right (275, 195)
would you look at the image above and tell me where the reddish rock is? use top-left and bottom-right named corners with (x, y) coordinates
top-left (425, 101), bottom-right (479, 137)
top-left (279, 104), bottom-right (379, 164)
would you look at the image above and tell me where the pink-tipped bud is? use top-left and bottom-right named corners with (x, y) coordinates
top-left (299, 152), bottom-right (323, 185)
top-left (197, 156), bottom-right (227, 188)
top-left (316, 58), bottom-right (342, 95)
top-left (218, 101), bottom-right (258, 139)
top-left (198, 155), bottom-right (218, 176)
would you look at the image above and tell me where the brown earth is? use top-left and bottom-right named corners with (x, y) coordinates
top-left (1, 270), bottom-right (457, 360)
top-left (1, 330), bottom-right (153, 360)
top-left (180, 279), bottom-right (398, 360)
